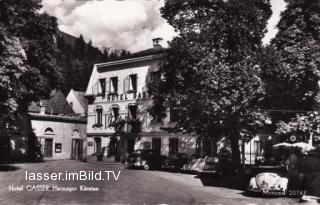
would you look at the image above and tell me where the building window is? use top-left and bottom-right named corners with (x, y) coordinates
top-left (150, 71), bottom-right (160, 81)
top-left (129, 74), bottom-right (137, 91)
top-left (128, 104), bottom-right (137, 120)
top-left (169, 138), bottom-right (179, 155)
top-left (94, 106), bottom-right (103, 128)
top-left (55, 143), bottom-right (62, 153)
top-left (99, 78), bottom-right (106, 97)
top-left (110, 77), bottom-right (118, 94)
top-left (170, 106), bottom-right (179, 122)
top-left (44, 127), bottom-right (54, 135)
top-left (112, 106), bottom-right (119, 120)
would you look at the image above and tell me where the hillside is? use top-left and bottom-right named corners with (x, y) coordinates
top-left (56, 31), bottom-right (130, 95)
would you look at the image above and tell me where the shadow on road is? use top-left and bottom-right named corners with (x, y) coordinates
top-left (196, 173), bottom-right (249, 190)
top-left (0, 164), bottom-right (20, 172)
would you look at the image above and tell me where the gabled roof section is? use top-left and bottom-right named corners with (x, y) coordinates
top-left (108, 46), bottom-right (166, 62)
top-left (85, 64), bottom-right (98, 96)
top-left (71, 89), bottom-right (88, 112)
top-left (28, 90), bottom-right (75, 115)
top-left (85, 46), bottom-right (167, 96)
top-left (95, 47), bottom-right (166, 68)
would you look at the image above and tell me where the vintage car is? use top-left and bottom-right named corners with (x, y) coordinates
top-left (248, 172), bottom-right (288, 195)
top-left (181, 155), bottom-right (203, 173)
top-left (126, 149), bottom-right (166, 170)
top-left (181, 153), bottom-right (237, 176)
top-left (247, 165), bottom-right (289, 195)
top-left (161, 153), bottom-right (189, 171)
top-left (181, 155), bottom-right (219, 174)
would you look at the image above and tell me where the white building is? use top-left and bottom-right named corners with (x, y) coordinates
top-left (66, 89), bottom-right (88, 117)
top-left (28, 90), bottom-right (87, 160)
top-left (85, 39), bottom-right (198, 162)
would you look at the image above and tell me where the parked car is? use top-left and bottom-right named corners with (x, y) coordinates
top-left (181, 154), bottom-right (203, 173)
top-left (247, 164), bottom-right (290, 195)
top-left (182, 151), bottom-right (238, 176)
top-left (197, 156), bottom-right (221, 175)
top-left (126, 149), bottom-right (166, 170)
top-left (248, 171), bottom-right (288, 195)
top-left (216, 152), bottom-right (239, 175)
top-left (161, 153), bottom-right (189, 171)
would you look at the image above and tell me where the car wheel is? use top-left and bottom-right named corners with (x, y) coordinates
top-left (144, 164), bottom-right (150, 170)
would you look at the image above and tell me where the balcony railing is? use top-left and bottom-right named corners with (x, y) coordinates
top-left (109, 118), bottom-right (141, 133)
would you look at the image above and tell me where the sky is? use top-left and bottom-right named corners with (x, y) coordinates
top-left (42, 0), bottom-right (287, 52)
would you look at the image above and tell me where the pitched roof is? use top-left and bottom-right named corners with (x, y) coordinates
top-left (28, 90), bottom-right (75, 115)
top-left (72, 90), bottom-right (88, 113)
top-left (107, 46), bottom-right (166, 62)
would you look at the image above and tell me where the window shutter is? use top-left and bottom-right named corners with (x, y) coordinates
top-left (98, 79), bottom-right (105, 95)
top-left (116, 78), bottom-right (119, 93)
top-left (128, 75), bottom-right (132, 91)
top-left (93, 81), bottom-right (104, 96)
top-left (128, 106), bottom-right (132, 120)
top-left (106, 78), bottom-right (110, 95)
top-left (136, 74), bottom-right (139, 91)
top-left (123, 77), bottom-right (129, 93)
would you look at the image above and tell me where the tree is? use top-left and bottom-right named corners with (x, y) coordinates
top-left (149, 0), bottom-right (271, 166)
top-left (56, 33), bottom-right (130, 95)
top-left (270, 0), bottom-right (320, 112)
top-left (263, 0), bottom-right (320, 139)
top-left (0, 27), bottom-right (27, 120)
top-left (0, 0), bottom-right (60, 121)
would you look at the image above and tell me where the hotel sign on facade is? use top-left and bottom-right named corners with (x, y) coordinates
top-left (85, 40), bottom-right (198, 162)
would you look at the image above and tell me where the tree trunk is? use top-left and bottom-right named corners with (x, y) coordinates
top-left (230, 132), bottom-right (241, 168)
top-left (241, 142), bottom-right (245, 169)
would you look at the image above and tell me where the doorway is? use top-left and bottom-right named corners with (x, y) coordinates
top-left (169, 138), bottom-right (178, 155)
top-left (109, 136), bottom-right (119, 156)
top-left (127, 138), bottom-right (135, 154)
top-left (94, 137), bottom-right (102, 153)
top-left (152, 138), bottom-right (161, 155)
top-left (71, 139), bottom-right (83, 160)
top-left (44, 138), bottom-right (53, 158)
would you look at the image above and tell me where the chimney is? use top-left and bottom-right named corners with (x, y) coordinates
top-left (39, 101), bottom-right (46, 115)
top-left (152, 38), bottom-right (163, 48)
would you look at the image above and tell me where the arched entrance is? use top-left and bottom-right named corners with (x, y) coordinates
top-left (43, 127), bottom-right (54, 158)
top-left (71, 129), bottom-right (83, 160)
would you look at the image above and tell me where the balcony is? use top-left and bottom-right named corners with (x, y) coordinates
top-left (109, 118), bottom-right (141, 133)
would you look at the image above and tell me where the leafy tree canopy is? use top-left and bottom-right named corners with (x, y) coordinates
top-left (149, 0), bottom-right (272, 165)
top-left (0, 0), bottom-right (131, 122)
top-left (265, 0), bottom-right (320, 113)
top-left (56, 33), bottom-right (130, 95)
top-left (262, 0), bottom-right (320, 138)
top-left (0, 0), bottom-right (60, 122)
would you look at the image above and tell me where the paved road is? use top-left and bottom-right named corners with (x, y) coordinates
top-left (0, 160), bottom-right (310, 205)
